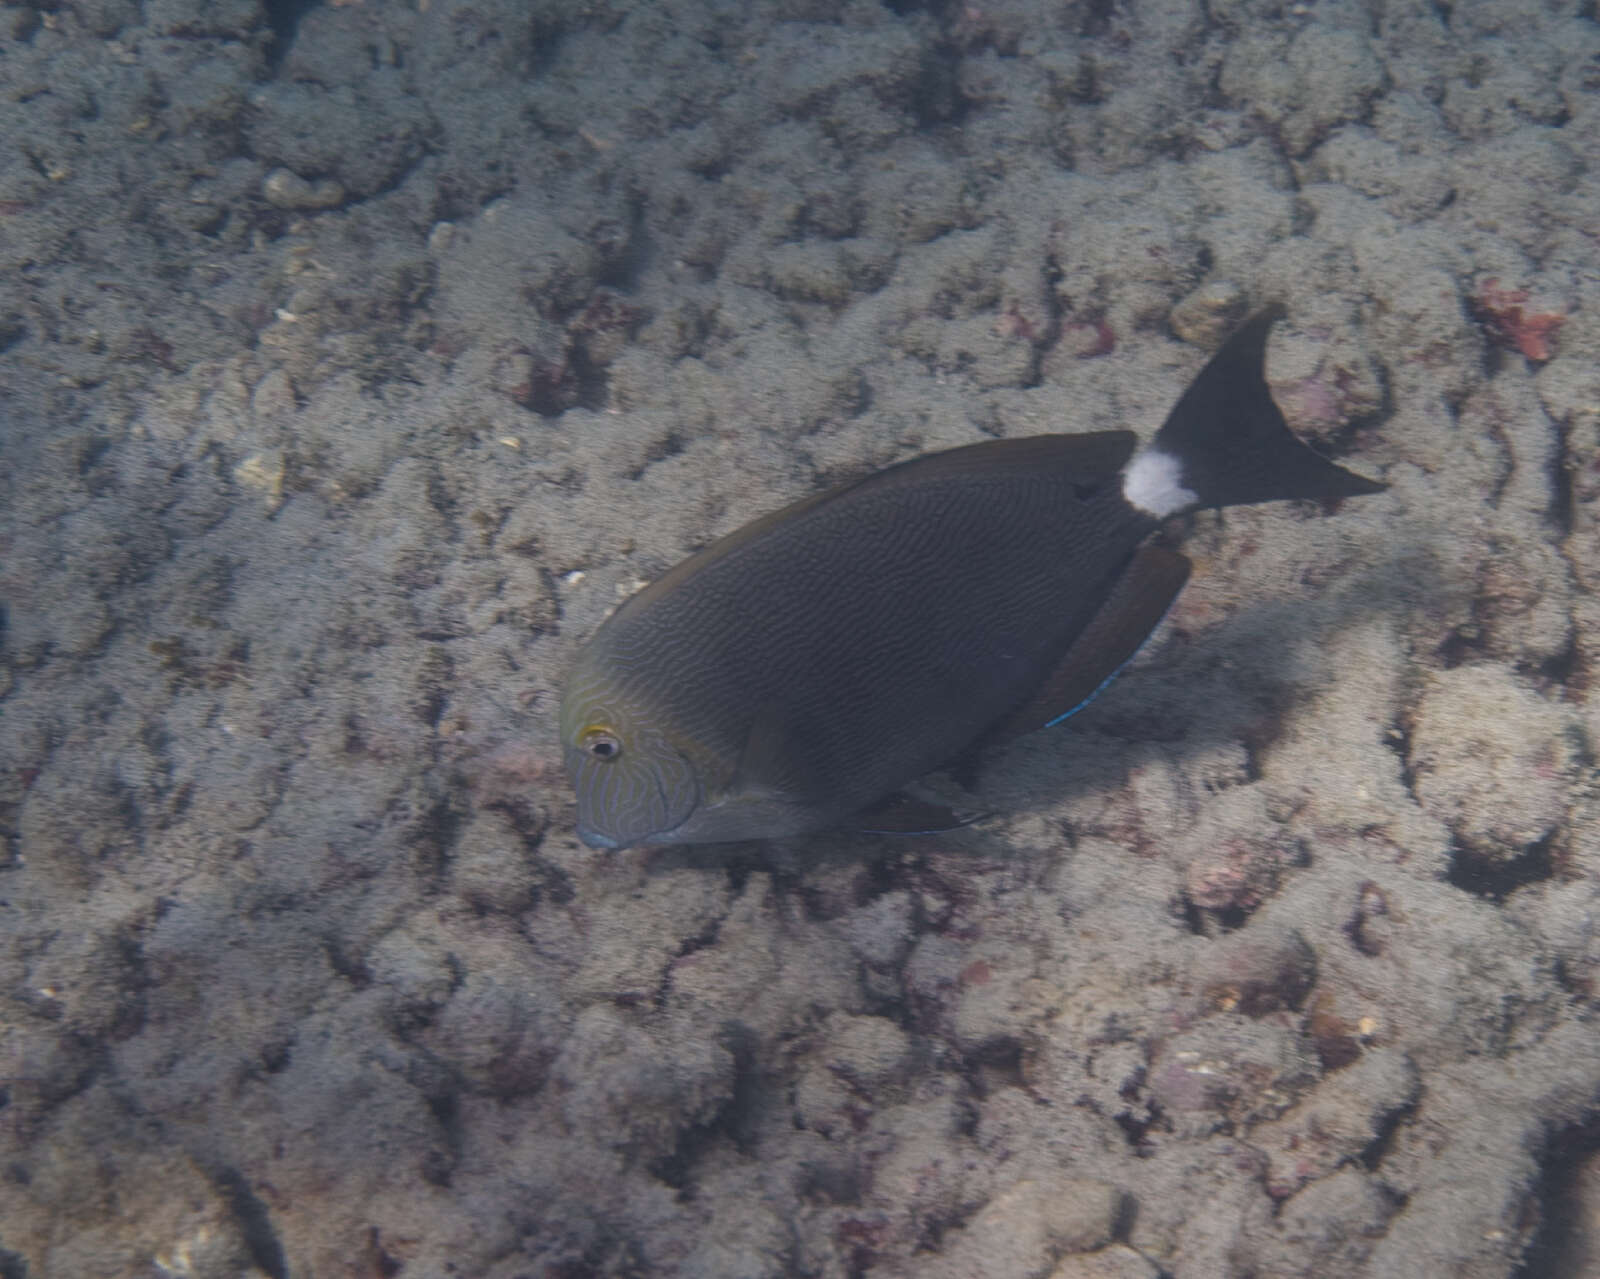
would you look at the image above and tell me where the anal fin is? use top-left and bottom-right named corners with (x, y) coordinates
top-left (990, 544), bottom-right (1192, 744)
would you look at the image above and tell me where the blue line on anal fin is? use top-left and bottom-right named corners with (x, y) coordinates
top-left (991, 544), bottom-right (1192, 745)
top-left (1043, 666), bottom-right (1134, 728)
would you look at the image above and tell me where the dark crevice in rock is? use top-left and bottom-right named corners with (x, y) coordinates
top-left (653, 912), bottom-right (727, 1012)
top-left (1358, 1095), bottom-right (1416, 1173)
top-left (1530, 635), bottom-right (1586, 698)
top-left (1112, 1099), bottom-right (1164, 1158)
top-left (408, 784), bottom-right (467, 883)
top-left (798, 1159), bottom-right (865, 1206)
top-left (263, 0), bottom-right (321, 72)
top-left (1514, 1113), bottom-right (1600, 1279)
top-left (1079, 0), bottom-right (1120, 39)
top-left (720, 1021), bottom-right (765, 1156)
top-left (1209, 903), bottom-right (1251, 934)
top-left (650, 1023), bottom-right (763, 1190)
top-left (1551, 956), bottom-right (1593, 1004)
top-left (911, 43), bottom-right (968, 129)
top-left (1446, 832), bottom-right (1555, 904)
top-left (211, 1166), bottom-right (289, 1279)
top-left (624, 432), bottom-right (686, 482)
top-left (420, 1088), bottom-right (462, 1186)
top-left (1550, 415), bottom-right (1575, 536)
top-left (526, 12), bottom-right (568, 79)
top-left (963, 1034), bottom-right (1024, 1097)
top-left (0, 315), bottom-right (26, 356)
top-left (1344, 880), bottom-right (1391, 958)
top-left (1383, 716), bottom-right (1420, 803)
top-left (1434, 623), bottom-right (1487, 670)
top-left (323, 935), bottom-right (372, 989)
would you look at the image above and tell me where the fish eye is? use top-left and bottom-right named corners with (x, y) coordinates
top-left (580, 726), bottom-right (622, 762)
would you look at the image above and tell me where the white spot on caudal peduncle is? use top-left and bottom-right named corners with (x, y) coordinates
top-left (1122, 448), bottom-right (1198, 518)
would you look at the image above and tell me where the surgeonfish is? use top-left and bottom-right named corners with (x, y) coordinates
top-left (561, 307), bottom-right (1384, 849)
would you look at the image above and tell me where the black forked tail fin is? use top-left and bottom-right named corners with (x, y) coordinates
top-left (1127, 306), bottom-right (1386, 517)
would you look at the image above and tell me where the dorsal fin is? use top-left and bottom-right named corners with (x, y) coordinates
top-left (613, 431), bottom-right (1139, 625)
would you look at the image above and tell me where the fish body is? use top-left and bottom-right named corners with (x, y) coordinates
top-left (561, 309), bottom-right (1384, 849)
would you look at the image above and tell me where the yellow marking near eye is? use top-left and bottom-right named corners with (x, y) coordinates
top-left (579, 725), bottom-right (624, 759)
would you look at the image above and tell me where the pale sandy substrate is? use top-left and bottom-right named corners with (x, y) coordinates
top-left (3, 1), bottom-right (1599, 1276)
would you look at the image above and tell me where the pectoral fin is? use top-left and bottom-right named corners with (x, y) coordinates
top-left (990, 544), bottom-right (1192, 744)
top-left (731, 701), bottom-right (822, 802)
top-left (855, 792), bottom-right (990, 836)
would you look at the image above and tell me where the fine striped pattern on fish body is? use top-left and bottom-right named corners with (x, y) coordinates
top-left (563, 433), bottom-right (1153, 846)
top-left (561, 309), bottom-right (1385, 848)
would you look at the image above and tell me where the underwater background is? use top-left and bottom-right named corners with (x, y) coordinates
top-left (2, 0), bottom-right (1598, 1275)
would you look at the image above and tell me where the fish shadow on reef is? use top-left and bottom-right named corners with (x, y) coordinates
top-left (641, 539), bottom-right (1415, 878)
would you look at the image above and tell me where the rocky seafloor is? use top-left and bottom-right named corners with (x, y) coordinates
top-left (3, 0), bottom-right (1600, 1275)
